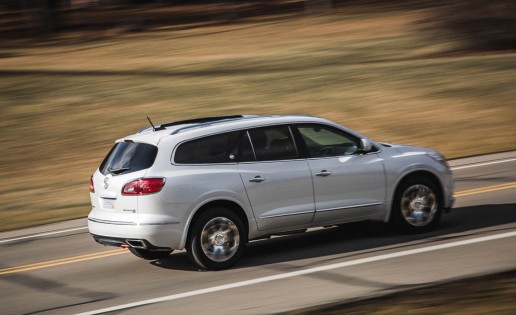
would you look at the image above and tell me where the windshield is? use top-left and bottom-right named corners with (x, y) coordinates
top-left (99, 142), bottom-right (158, 175)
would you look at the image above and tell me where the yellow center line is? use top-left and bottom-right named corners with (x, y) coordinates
top-left (0, 249), bottom-right (128, 276)
top-left (0, 249), bottom-right (125, 272)
top-left (0, 181), bottom-right (515, 276)
top-left (454, 182), bottom-right (516, 197)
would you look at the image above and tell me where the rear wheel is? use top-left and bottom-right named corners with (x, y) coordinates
top-left (390, 176), bottom-right (442, 232)
top-left (128, 247), bottom-right (172, 260)
top-left (187, 207), bottom-right (247, 270)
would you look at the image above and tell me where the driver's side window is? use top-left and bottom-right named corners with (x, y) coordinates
top-left (297, 124), bottom-right (359, 158)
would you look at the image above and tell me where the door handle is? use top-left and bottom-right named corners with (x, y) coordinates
top-left (249, 176), bottom-right (265, 183)
top-left (316, 170), bottom-right (332, 177)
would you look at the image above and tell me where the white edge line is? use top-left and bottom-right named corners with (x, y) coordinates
top-left (451, 157), bottom-right (516, 170)
top-left (75, 230), bottom-right (516, 315)
top-left (0, 227), bottom-right (88, 244)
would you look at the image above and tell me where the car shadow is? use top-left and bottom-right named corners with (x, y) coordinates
top-left (151, 203), bottom-right (516, 271)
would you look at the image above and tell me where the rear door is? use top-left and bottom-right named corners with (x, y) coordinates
top-left (238, 125), bottom-right (315, 231)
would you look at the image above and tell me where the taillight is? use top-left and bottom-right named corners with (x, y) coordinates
top-left (122, 178), bottom-right (165, 195)
top-left (89, 175), bottom-right (95, 193)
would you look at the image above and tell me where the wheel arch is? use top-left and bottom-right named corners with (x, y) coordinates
top-left (180, 199), bottom-right (249, 249)
top-left (386, 170), bottom-right (445, 222)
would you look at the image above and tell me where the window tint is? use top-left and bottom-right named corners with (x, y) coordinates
top-left (297, 124), bottom-right (359, 158)
top-left (247, 126), bottom-right (298, 161)
top-left (174, 132), bottom-right (239, 164)
top-left (100, 142), bottom-right (158, 175)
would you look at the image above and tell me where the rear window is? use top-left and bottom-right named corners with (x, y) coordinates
top-left (99, 142), bottom-right (158, 175)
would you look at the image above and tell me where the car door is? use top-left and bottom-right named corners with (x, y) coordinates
top-left (296, 124), bottom-right (386, 224)
top-left (238, 125), bottom-right (315, 231)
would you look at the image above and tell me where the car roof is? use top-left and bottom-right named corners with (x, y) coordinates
top-left (119, 114), bottom-right (335, 145)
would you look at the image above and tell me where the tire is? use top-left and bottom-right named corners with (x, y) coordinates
top-left (128, 247), bottom-right (172, 260)
top-left (390, 176), bottom-right (442, 233)
top-left (187, 207), bottom-right (247, 270)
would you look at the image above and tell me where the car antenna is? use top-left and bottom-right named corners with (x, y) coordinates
top-left (147, 116), bottom-right (157, 132)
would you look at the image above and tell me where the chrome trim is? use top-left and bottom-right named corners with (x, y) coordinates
top-left (126, 239), bottom-right (147, 249)
top-left (287, 125), bottom-right (300, 156)
top-left (246, 130), bottom-right (257, 161)
top-left (88, 218), bottom-right (136, 225)
top-left (89, 218), bottom-right (179, 226)
top-left (249, 176), bottom-right (265, 183)
top-left (237, 157), bottom-right (308, 164)
top-left (259, 210), bottom-right (314, 219)
top-left (317, 202), bottom-right (382, 213)
top-left (138, 221), bottom-right (180, 225)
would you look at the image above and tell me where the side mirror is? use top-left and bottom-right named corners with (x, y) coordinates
top-left (360, 138), bottom-right (373, 153)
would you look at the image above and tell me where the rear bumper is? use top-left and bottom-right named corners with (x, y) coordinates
top-left (91, 234), bottom-right (171, 251)
top-left (88, 217), bottom-right (183, 249)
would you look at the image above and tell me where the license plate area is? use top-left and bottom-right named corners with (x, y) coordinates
top-left (102, 198), bottom-right (116, 210)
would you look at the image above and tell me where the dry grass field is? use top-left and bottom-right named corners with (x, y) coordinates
top-left (289, 269), bottom-right (516, 315)
top-left (0, 3), bottom-right (515, 231)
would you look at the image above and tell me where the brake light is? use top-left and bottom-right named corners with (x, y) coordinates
top-left (122, 178), bottom-right (165, 195)
top-left (89, 175), bottom-right (95, 193)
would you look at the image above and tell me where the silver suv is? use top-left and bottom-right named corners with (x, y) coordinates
top-left (88, 115), bottom-right (454, 270)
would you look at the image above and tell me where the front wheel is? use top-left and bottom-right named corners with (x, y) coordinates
top-left (390, 176), bottom-right (442, 233)
top-left (187, 207), bottom-right (247, 270)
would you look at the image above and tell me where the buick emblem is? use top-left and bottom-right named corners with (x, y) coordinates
top-left (104, 177), bottom-right (109, 189)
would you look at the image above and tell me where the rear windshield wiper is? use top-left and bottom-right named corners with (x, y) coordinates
top-left (108, 167), bottom-right (130, 174)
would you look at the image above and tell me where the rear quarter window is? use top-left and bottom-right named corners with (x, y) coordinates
top-left (99, 142), bottom-right (158, 175)
top-left (174, 132), bottom-right (239, 164)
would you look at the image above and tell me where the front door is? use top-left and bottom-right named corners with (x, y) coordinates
top-left (296, 124), bottom-right (386, 224)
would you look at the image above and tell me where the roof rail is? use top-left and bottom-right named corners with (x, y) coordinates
top-left (171, 115), bottom-right (265, 135)
top-left (138, 115), bottom-right (245, 133)
top-left (161, 115), bottom-right (244, 128)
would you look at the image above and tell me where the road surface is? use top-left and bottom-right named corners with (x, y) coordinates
top-left (1, 151), bottom-right (515, 315)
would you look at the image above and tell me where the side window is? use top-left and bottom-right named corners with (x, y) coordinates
top-left (247, 126), bottom-right (298, 161)
top-left (174, 132), bottom-right (239, 164)
top-left (297, 124), bottom-right (359, 158)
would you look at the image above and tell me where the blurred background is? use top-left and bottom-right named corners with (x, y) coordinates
top-left (0, 0), bottom-right (515, 231)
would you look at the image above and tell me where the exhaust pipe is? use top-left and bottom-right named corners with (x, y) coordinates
top-left (126, 239), bottom-right (147, 249)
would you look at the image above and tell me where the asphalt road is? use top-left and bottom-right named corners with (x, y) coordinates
top-left (1, 151), bottom-right (515, 315)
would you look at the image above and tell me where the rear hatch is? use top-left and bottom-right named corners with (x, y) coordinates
top-left (90, 141), bottom-right (158, 222)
